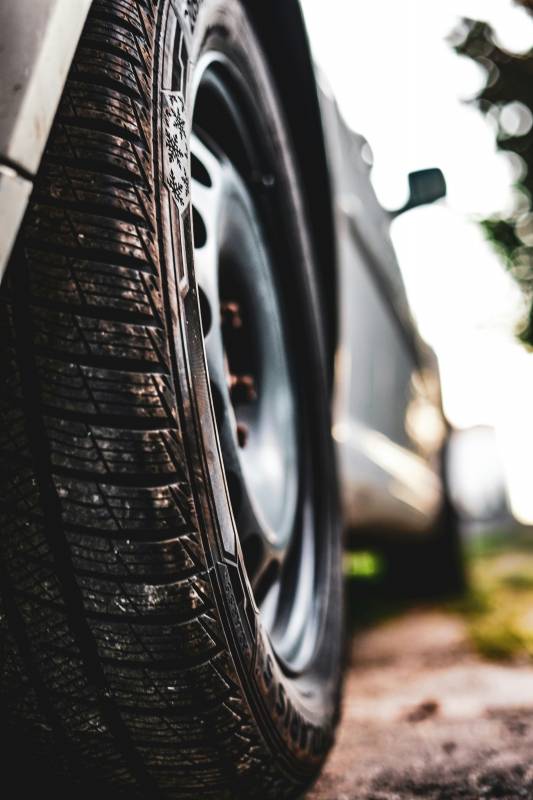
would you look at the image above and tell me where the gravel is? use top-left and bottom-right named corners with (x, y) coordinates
top-left (308, 610), bottom-right (533, 800)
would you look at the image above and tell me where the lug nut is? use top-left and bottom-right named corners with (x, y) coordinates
top-left (220, 301), bottom-right (243, 329)
top-left (229, 374), bottom-right (257, 403)
top-left (236, 422), bottom-right (249, 448)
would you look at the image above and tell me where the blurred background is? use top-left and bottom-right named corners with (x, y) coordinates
top-left (302, 0), bottom-right (533, 660)
top-left (303, 0), bottom-right (533, 529)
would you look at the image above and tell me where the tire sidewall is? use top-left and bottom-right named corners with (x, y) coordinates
top-left (154, 0), bottom-right (342, 776)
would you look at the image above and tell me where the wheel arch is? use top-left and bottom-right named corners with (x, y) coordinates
top-left (242, 0), bottom-right (338, 372)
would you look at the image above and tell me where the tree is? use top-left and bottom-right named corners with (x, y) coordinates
top-left (453, 1), bottom-right (533, 343)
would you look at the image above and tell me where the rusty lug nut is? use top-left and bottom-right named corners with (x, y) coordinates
top-left (220, 301), bottom-right (243, 329)
top-left (236, 422), bottom-right (249, 448)
top-left (229, 374), bottom-right (257, 403)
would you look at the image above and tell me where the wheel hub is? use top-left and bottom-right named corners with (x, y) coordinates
top-left (191, 132), bottom-right (299, 587)
top-left (188, 58), bottom-right (321, 671)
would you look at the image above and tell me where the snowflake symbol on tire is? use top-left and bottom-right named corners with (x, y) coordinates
top-left (183, 0), bottom-right (200, 31)
top-left (167, 170), bottom-right (184, 207)
top-left (175, 115), bottom-right (186, 141)
top-left (163, 91), bottom-right (189, 214)
top-left (165, 132), bottom-right (184, 164)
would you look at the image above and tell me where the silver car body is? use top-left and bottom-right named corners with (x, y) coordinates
top-left (0, 0), bottom-right (446, 537)
top-left (0, 0), bottom-right (92, 272)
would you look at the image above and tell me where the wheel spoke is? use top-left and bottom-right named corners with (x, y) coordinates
top-left (190, 135), bottom-right (223, 329)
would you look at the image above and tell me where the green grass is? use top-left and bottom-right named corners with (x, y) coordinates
top-left (344, 549), bottom-right (411, 632)
top-left (453, 529), bottom-right (533, 661)
top-left (344, 531), bottom-right (533, 661)
top-left (344, 550), bottom-right (384, 579)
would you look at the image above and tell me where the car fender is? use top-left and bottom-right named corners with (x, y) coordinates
top-left (0, 0), bottom-right (92, 277)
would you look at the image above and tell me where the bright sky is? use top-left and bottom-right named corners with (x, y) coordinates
top-left (301, 0), bottom-right (533, 522)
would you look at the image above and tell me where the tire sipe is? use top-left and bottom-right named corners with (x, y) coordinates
top-left (0, 1), bottom-right (342, 798)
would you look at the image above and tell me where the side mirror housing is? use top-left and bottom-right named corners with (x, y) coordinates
top-left (391, 168), bottom-right (446, 217)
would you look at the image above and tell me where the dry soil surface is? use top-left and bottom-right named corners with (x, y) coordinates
top-left (308, 609), bottom-right (533, 800)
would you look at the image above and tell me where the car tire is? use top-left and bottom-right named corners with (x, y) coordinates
top-left (0, 1), bottom-right (342, 797)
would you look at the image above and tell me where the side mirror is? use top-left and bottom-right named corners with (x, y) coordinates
top-left (391, 168), bottom-right (446, 217)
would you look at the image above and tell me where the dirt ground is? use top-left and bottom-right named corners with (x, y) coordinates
top-left (308, 609), bottom-right (533, 800)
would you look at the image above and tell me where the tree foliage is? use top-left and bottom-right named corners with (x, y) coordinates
top-left (454, 1), bottom-right (533, 343)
